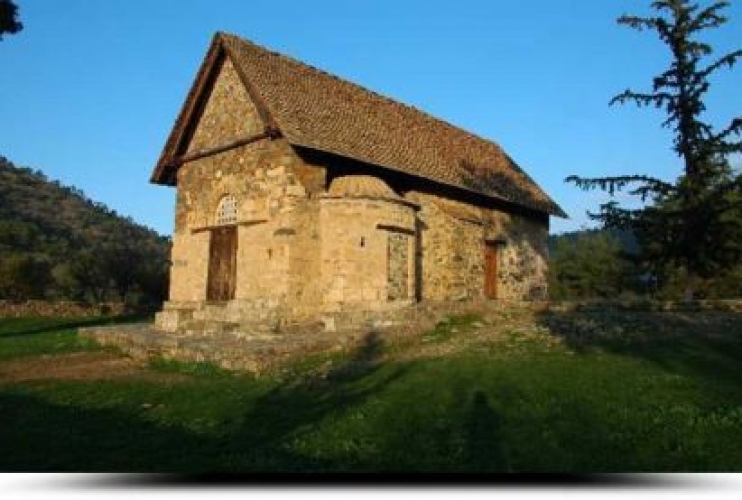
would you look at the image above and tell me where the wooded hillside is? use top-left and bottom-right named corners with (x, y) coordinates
top-left (0, 156), bottom-right (170, 305)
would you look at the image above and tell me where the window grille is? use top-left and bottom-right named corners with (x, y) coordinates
top-left (215, 195), bottom-right (238, 225)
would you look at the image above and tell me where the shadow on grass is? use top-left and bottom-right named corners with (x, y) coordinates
top-left (6, 319), bottom-right (736, 476)
top-left (537, 309), bottom-right (742, 387)
top-left (228, 330), bottom-right (420, 471)
top-left (0, 331), bottom-right (402, 472)
top-left (0, 330), bottom-right (525, 475)
top-left (0, 314), bottom-right (149, 338)
top-left (0, 390), bottom-right (208, 472)
top-left (462, 390), bottom-right (505, 472)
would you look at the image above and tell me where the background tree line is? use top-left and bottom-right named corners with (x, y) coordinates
top-left (0, 156), bottom-right (170, 306)
top-left (548, 228), bottom-right (742, 301)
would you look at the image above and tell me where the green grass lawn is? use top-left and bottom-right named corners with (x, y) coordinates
top-left (0, 315), bottom-right (146, 360)
top-left (1, 310), bottom-right (741, 472)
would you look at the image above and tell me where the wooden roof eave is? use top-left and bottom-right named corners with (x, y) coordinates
top-left (150, 34), bottom-right (226, 186)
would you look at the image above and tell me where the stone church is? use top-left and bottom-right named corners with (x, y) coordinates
top-left (152, 32), bottom-right (565, 332)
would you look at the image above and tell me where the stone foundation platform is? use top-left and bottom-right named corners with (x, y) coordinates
top-left (80, 300), bottom-right (512, 373)
top-left (79, 323), bottom-right (374, 374)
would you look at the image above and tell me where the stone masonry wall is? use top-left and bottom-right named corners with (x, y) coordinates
top-left (169, 230), bottom-right (209, 302)
top-left (0, 300), bottom-right (126, 318)
top-left (187, 58), bottom-right (262, 154)
top-left (387, 232), bottom-right (410, 301)
top-left (319, 196), bottom-right (416, 313)
top-left (405, 191), bottom-right (548, 302)
top-left (487, 212), bottom-right (548, 300)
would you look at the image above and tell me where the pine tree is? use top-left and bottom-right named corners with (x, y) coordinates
top-left (567, 0), bottom-right (742, 300)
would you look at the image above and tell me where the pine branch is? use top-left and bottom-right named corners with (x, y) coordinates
top-left (565, 175), bottom-right (675, 197)
top-left (617, 14), bottom-right (663, 31)
top-left (686, 40), bottom-right (714, 57)
top-left (629, 184), bottom-right (669, 202)
top-left (610, 89), bottom-right (673, 108)
top-left (688, 1), bottom-right (729, 32)
top-left (586, 201), bottom-right (647, 230)
top-left (700, 49), bottom-right (742, 78)
top-left (708, 174), bottom-right (742, 200)
top-left (711, 117), bottom-right (742, 148)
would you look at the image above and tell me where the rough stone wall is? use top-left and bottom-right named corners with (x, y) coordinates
top-left (405, 192), bottom-right (482, 300)
top-left (387, 232), bottom-right (410, 300)
top-left (486, 211), bottom-right (548, 300)
top-left (319, 196), bottom-right (416, 313)
top-left (405, 191), bottom-right (548, 302)
top-left (187, 58), bottom-right (262, 154)
top-left (0, 300), bottom-right (126, 318)
top-left (176, 57), bottom-right (268, 234)
top-left (171, 141), bottom-right (319, 305)
top-left (285, 200), bottom-right (324, 319)
top-left (169, 231), bottom-right (209, 302)
top-left (167, 54), bottom-right (325, 312)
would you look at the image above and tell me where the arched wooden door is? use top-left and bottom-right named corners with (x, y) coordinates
top-left (207, 226), bottom-right (237, 301)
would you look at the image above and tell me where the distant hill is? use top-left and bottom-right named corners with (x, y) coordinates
top-left (0, 156), bottom-right (170, 304)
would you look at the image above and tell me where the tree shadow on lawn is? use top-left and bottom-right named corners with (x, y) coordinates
top-left (221, 331), bottom-right (514, 473)
top-left (0, 331), bottom-right (402, 472)
top-left (0, 330), bottom-right (515, 474)
top-left (226, 330), bottom-right (412, 470)
top-left (0, 315), bottom-right (148, 339)
top-left (537, 309), bottom-right (742, 388)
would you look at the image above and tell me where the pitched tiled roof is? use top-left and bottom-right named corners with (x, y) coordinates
top-left (152, 32), bottom-right (566, 217)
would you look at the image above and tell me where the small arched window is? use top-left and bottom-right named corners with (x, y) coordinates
top-left (215, 195), bottom-right (238, 225)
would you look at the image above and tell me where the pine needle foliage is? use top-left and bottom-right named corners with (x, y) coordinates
top-left (566, 0), bottom-right (742, 299)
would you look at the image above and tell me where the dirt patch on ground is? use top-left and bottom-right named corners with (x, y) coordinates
top-left (0, 351), bottom-right (190, 384)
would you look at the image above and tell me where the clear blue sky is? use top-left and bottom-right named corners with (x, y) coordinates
top-left (1, 0), bottom-right (740, 235)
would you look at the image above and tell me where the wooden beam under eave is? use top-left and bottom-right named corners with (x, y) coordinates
top-left (165, 127), bottom-right (281, 172)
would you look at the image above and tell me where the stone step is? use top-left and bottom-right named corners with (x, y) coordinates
top-left (79, 323), bottom-right (368, 374)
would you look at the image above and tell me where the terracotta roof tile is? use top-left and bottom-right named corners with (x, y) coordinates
top-left (153, 33), bottom-right (566, 218)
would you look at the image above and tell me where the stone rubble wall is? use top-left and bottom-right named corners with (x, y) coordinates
top-left (169, 231), bottom-right (209, 302)
top-left (405, 191), bottom-right (548, 302)
top-left (169, 52), bottom-right (321, 308)
top-left (319, 196), bottom-right (416, 313)
top-left (0, 300), bottom-right (126, 318)
top-left (186, 57), bottom-right (264, 154)
top-left (492, 213), bottom-right (548, 300)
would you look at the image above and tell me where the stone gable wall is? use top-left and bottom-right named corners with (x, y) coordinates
top-left (186, 58), bottom-right (263, 154)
